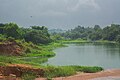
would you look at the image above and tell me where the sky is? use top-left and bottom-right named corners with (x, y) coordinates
top-left (0, 0), bottom-right (120, 29)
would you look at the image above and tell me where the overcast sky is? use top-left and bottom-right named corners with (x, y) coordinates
top-left (0, 0), bottom-right (120, 29)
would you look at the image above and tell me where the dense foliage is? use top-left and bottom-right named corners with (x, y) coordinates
top-left (58, 24), bottom-right (120, 43)
top-left (0, 23), bottom-right (51, 44)
top-left (1, 23), bottom-right (120, 43)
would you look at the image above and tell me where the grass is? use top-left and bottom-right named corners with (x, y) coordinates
top-left (0, 41), bottom-right (66, 67)
top-left (62, 39), bottom-right (118, 44)
top-left (19, 42), bottom-right (66, 66)
top-left (43, 65), bottom-right (103, 78)
top-left (44, 65), bottom-right (76, 78)
top-left (25, 42), bottom-right (65, 57)
top-left (69, 65), bottom-right (103, 73)
top-left (95, 40), bottom-right (116, 43)
top-left (0, 62), bottom-right (7, 66)
top-left (0, 55), bottom-right (41, 66)
top-left (21, 71), bottom-right (36, 80)
top-left (63, 39), bottom-right (89, 43)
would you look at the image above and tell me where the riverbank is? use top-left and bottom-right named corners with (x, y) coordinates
top-left (0, 41), bottom-right (104, 80)
top-left (36, 69), bottom-right (120, 80)
top-left (0, 64), bottom-right (103, 80)
top-left (0, 41), bottom-right (119, 79)
top-left (62, 39), bottom-right (89, 43)
top-left (62, 40), bottom-right (117, 44)
top-left (0, 41), bottom-right (66, 67)
top-left (0, 40), bottom-right (117, 67)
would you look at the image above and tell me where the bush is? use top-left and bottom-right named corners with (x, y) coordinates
top-left (43, 65), bottom-right (103, 78)
top-left (0, 34), bottom-right (6, 42)
top-left (25, 48), bottom-right (31, 53)
top-left (7, 37), bottom-right (15, 42)
top-left (21, 72), bottom-right (36, 80)
top-left (70, 66), bottom-right (103, 73)
top-left (44, 66), bottom-right (76, 78)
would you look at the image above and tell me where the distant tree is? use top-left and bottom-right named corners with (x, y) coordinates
top-left (102, 24), bottom-right (120, 41)
top-left (51, 34), bottom-right (64, 41)
top-left (0, 23), bottom-right (5, 34)
top-left (31, 26), bottom-right (47, 31)
top-left (94, 25), bottom-right (101, 31)
top-left (116, 35), bottom-right (120, 43)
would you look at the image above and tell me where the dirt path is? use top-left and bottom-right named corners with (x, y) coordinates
top-left (35, 69), bottom-right (120, 80)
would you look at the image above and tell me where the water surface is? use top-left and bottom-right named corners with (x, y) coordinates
top-left (46, 43), bottom-right (120, 69)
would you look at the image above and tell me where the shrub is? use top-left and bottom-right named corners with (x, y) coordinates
top-left (25, 48), bottom-right (31, 53)
top-left (7, 37), bottom-right (15, 42)
top-left (44, 66), bottom-right (76, 78)
top-left (70, 66), bottom-right (103, 73)
top-left (44, 65), bottom-right (103, 78)
top-left (21, 72), bottom-right (36, 80)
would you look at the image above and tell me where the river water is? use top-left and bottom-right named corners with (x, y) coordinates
top-left (46, 43), bottom-right (120, 69)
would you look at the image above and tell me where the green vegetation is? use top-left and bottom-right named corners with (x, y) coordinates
top-left (44, 65), bottom-right (76, 78)
top-left (0, 41), bottom-right (65, 66)
top-left (0, 23), bottom-right (51, 44)
top-left (25, 26), bottom-right (51, 44)
top-left (44, 65), bottom-right (103, 78)
top-left (18, 65), bottom-right (103, 79)
top-left (0, 22), bottom-right (112, 79)
top-left (0, 23), bottom-right (67, 68)
top-left (63, 39), bottom-right (89, 43)
top-left (69, 66), bottom-right (103, 73)
top-left (54, 24), bottom-right (120, 43)
top-left (21, 72), bottom-right (36, 80)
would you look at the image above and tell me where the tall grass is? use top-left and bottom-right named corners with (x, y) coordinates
top-left (21, 71), bottom-right (36, 80)
top-left (43, 65), bottom-right (103, 78)
top-left (44, 65), bottom-right (76, 78)
top-left (69, 65), bottom-right (103, 73)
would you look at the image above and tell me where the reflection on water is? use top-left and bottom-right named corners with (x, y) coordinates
top-left (45, 43), bottom-right (120, 69)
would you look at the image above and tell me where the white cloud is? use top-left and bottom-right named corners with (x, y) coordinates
top-left (67, 0), bottom-right (100, 12)
top-left (35, 0), bottom-right (100, 16)
top-left (29, 0), bottom-right (100, 16)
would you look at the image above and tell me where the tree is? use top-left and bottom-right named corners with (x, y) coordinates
top-left (0, 23), bottom-right (5, 34)
top-left (51, 34), bottom-right (64, 41)
top-left (94, 25), bottom-right (101, 31)
top-left (24, 30), bottom-right (51, 44)
top-left (4, 23), bottom-right (23, 39)
top-left (102, 24), bottom-right (120, 41)
top-left (116, 35), bottom-right (120, 43)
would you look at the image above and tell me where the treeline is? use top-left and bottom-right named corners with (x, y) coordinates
top-left (57, 24), bottom-right (120, 43)
top-left (0, 23), bottom-right (51, 44)
top-left (1, 23), bottom-right (120, 44)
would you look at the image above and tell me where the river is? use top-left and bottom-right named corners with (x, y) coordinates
top-left (45, 43), bottom-right (120, 69)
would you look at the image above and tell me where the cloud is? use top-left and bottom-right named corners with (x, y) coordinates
top-left (0, 0), bottom-right (120, 29)
top-left (28, 0), bottom-right (100, 16)
top-left (67, 0), bottom-right (100, 12)
top-left (0, 0), bottom-right (100, 16)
